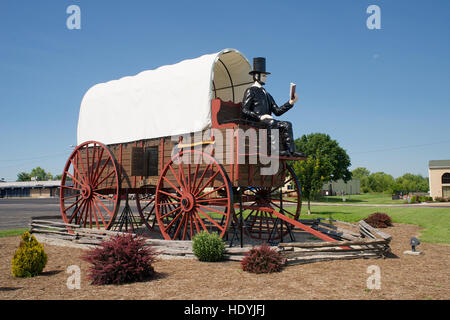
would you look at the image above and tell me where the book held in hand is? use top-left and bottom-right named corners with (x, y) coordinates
top-left (290, 83), bottom-right (296, 100)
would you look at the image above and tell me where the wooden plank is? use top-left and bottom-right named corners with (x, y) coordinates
top-left (317, 221), bottom-right (338, 230)
top-left (30, 223), bottom-right (69, 230)
top-left (359, 220), bottom-right (392, 241)
top-left (144, 239), bottom-right (192, 247)
top-left (359, 225), bottom-right (377, 239)
top-left (153, 248), bottom-right (192, 256)
top-left (30, 228), bottom-right (75, 237)
top-left (223, 254), bottom-right (245, 261)
top-left (281, 248), bottom-right (383, 258)
top-left (286, 252), bottom-right (381, 265)
top-left (225, 247), bottom-right (252, 254)
top-left (278, 238), bottom-right (389, 248)
top-left (74, 239), bottom-right (103, 245)
top-left (33, 233), bottom-right (76, 241)
top-left (31, 220), bottom-right (81, 228)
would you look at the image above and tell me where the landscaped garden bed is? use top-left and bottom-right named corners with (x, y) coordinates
top-left (1, 223), bottom-right (448, 300)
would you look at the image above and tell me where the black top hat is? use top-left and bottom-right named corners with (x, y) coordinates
top-left (249, 57), bottom-right (271, 75)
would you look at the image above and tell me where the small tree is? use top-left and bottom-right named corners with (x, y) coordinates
top-left (11, 231), bottom-right (48, 278)
top-left (352, 167), bottom-right (371, 193)
top-left (295, 133), bottom-right (352, 182)
top-left (292, 154), bottom-right (331, 214)
top-left (30, 167), bottom-right (53, 181)
top-left (16, 172), bottom-right (31, 182)
top-left (16, 167), bottom-right (54, 182)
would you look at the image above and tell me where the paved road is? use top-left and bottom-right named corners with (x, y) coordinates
top-left (1, 198), bottom-right (448, 231)
top-left (0, 198), bottom-right (140, 230)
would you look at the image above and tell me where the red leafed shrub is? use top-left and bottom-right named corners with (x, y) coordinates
top-left (241, 244), bottom-right (285, 274)
top-left (82, 234), bottom-right (158, 285)
top-left (364, 212), bottom-right (393, 228)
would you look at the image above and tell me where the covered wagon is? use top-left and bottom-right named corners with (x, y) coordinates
top-left (60, 48), bottom-right (335, 243)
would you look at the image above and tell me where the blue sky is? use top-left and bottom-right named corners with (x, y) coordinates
top-left (0, 0), bottom-right (449, 181)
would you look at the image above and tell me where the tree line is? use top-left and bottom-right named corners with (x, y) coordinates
top-left (16, 167), bottom-right (61, 182)
top-left (352, 167), bottom-right (429, 194)
top-left (291, 133), bottom-right (429, 214)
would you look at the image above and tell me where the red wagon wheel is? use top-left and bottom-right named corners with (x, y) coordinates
top-left (237, 163), bottom-right (302, 241)
top-left (135, 191), bottom-right (157, 231)
top-left (60, 141), bottom-right (121, 230)
top-left (155, 149), bottom-right (233, 240)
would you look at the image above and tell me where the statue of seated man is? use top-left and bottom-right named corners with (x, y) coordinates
top-left (242, 57), bottom-right (303, 157)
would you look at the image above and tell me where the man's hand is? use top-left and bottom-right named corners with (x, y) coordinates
top-left (289, 93), bottom-right (299, 105)
top-left (260, 114), bottom-right (273, 121)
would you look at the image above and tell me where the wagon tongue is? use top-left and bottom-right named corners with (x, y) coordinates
top-left (241, 205), bottom-right (350, 249)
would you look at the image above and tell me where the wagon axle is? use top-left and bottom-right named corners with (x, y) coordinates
top-left (181, 193), bottom-right (196, 212)
top-left (81, 184), bottom-right (93, 200)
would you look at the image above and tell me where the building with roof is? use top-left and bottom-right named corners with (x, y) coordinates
top-left (320, 179), bottom-right (360, 196)
top-left (0, 180), bottom-right (61, 198)
top-left (428, 160), bottom-right (450, 199)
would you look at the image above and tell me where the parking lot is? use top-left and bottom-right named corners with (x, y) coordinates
top-left (0, 198), bottom-right (62, 230)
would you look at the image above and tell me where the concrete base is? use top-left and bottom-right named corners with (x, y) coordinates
top-left (403, 250), bottom-right (423, 256)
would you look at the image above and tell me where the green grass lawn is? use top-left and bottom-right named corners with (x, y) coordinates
top-left (313, 193), bottom-right (403, 205)
top-left (297, 205), bottom-right (450, 244)
top-left (0, 228), bottom-right (27, 238)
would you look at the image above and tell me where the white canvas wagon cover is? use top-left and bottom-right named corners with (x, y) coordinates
top-left (77, 48), bottom-right (252, 145)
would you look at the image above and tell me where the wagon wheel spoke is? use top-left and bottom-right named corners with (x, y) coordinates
top-left (191, 160), bottom-right (201, 193)
top-left (76, 149), bottom-right (90, 185)
top-left (194, 170), bottom-right (220, 197)
top-left (178, 160), bottom-right (189, 193)
top-left (160, 206), bottom-right (182, 220)
top-left (92, 197), bottom-right (107, 227)
top-left (192, 163), bottom-right (213, 195)
top-left (68, 199), bottom-right (86, 224)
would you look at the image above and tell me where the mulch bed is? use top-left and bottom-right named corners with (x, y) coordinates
top-left (0, 223), bottom-right (449, 300)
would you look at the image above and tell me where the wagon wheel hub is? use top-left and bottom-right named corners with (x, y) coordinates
top-left (181, 193), bottom-right (195, 212)
top-left (81, 184), bottom-right (93, 200)
top-left (255, 189), bottom-right (272, 206)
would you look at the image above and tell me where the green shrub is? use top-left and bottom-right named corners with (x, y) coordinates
top-left (418, 196), bottom-right (433, 202)
top-left (361, 186), bottom-right (370, 193)
top-left (11, 231), bottom-right (47, 278)
top-left (241, 244), bottom-right (285, 274)
top-left (192, 231), bottom-right (225, 262)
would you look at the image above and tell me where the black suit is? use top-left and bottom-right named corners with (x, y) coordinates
top-left (242, 86), bottom-right (293, 121)
top-left (242, 86), bottom-right (295, 154)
